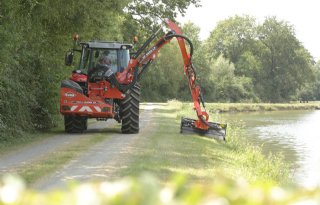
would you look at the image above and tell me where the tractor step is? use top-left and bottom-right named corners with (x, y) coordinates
top-left (180, 117), bottom-right (227, 141)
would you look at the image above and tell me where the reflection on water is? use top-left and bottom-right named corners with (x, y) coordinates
top-left (220, 110), bottom-right (320, 187)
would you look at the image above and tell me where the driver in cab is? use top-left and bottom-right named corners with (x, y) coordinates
top-left (90, 51), bottom-right (112, 82)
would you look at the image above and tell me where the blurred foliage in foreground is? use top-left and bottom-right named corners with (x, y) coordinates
top-left (1, 174), bottom-right (319, 205)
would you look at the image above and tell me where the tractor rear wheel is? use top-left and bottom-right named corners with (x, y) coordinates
top-left (64, 116), bottom-right (88, 133)
top-left (120, 83), bottom-right (140, 134)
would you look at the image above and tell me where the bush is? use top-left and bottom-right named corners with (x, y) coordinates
top-left (1, 174), bottom-right (319, 205)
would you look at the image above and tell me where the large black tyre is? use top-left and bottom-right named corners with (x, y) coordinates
top-left (64, 116), bottom-right (88, 133)
top-left (120, 83), bottom-right (140, 134)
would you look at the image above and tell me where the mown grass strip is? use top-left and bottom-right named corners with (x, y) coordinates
top-left (115, 101), bottom-right (289, 185)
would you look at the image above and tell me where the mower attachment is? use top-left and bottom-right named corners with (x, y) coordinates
top-left (180, 117), bottom-right (227, 141)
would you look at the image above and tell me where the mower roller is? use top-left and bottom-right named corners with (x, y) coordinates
top-left (180, 118), bottom-right (226, 141)
top-left (60, 18), bottom-right (226, 140)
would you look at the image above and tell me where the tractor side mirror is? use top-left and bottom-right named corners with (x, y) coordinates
top-left (65, 51), bottom-right (74, 66)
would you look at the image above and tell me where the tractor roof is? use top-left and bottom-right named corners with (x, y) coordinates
top-left (80, 41), bottom-right (133, 49)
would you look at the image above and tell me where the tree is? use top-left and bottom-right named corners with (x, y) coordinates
top-left (125, 0), bottom-right (200, 28)
top-left (298, 61), bottom-right (320, 101)
top-left (205, 15), bottom-right (257, 63)
top-left (313, 61), bottom-right (320, 100)
top-left (207, 56), bottom-right (255, 102)
top-left (140, 41), bottom-right (184, 101)
top-left (122, 0), bottom-right (201, 47)
top-left (205, 15), bottom-right (314, 102)
top-left (257, 17), bottom-right (314, 102)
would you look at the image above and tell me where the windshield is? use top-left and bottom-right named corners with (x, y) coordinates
top-left (77, 48), bottom-right (130, 74)
top-left (118, 49), bottom-right (130, 72)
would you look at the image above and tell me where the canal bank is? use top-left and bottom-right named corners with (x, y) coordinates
top-left (178, 101), bottom-right (320, 186)
top-left (221, 109), bottom-right (320, 187)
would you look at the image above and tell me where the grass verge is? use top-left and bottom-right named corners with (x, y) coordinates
top-left (0, 118), bottom-right (98, 156)
top-left (114, 101), bottom-right (290, 185)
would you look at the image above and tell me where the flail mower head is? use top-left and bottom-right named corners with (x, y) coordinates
top-left (180, 117), bottom-right (227, 141)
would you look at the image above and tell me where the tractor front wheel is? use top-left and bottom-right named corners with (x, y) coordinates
top-left (120, 83), bottom-right (140, 134)
top-left (64, 116), bottom-right (88, 133)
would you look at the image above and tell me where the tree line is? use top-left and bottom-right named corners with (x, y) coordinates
top-left (0, 0), bottom-right (199, 140)
top-left (141, 15), bottom-right (320, 103)
top-left (0, 1), bottom-right (319, 140)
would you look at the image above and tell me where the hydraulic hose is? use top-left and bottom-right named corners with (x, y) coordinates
top-left (163, 33), bottom-right (199, 80)
top-left (164, 34), bottom-right (206, 105)
top-left (165, 34), bottom-right (219, 130)
top-left (164, 34), bottom-right (194, 58)
top-left (133, 26), bottom-right (163, 59)
top-left (107, 33), bottom-right (195, 93)
top-left (106, 34), bottom-right (195, 94)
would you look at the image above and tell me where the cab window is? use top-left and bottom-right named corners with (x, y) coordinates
top-left (118, 49), bottom-right (130, 72)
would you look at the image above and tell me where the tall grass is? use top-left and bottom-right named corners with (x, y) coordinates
top-left (111, 101), bottom-right (290, 185)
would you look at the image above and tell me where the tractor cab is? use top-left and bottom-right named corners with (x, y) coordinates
top-left (67, 41), bottom-right (133, 86)
top-left (61, 40), bottom-right (134, 128)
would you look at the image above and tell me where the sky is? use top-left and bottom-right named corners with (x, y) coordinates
top-left (178, 0), bottom-right (320, 61)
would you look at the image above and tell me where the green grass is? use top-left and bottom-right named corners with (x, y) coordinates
top-left (2, 101), bottom-right (316, 155)
top-left (0, 116), bottom-right (114, 185)
top-left (1, 102), bottom-right (293, 185)
top-left (0, 102), bottom-right (314, 204)
top-left (18, 132), bottom-right (111, 185)
top-left (0, 118), bottom-right (98, 156)
top-left (0, 127), bottom-right (64, 157)
top-left (0, 114), bottom-right (65, 156)
top-left (114, 101), bottom-right (290, 185)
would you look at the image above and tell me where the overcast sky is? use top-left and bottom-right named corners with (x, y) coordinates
top-left (178, 0), bottom-right (320, 61)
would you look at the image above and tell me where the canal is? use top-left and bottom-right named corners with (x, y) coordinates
top-left (221, 110), bottom-right (320, 187)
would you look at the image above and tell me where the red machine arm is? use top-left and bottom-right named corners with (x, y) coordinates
top-left (117, 19), bottom-right (226, 139)
top-left (164, 19), bottom-right (210, 130)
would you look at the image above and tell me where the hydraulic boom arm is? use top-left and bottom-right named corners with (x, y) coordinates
top-left (116, 19), bottom-right (227, 140)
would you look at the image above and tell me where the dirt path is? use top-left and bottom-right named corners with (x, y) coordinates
top-left (0, 121), bottom-right (112, 173)
top-left (0, 103), bottom-right (158, 191)
top-left (34, 107), bottom-right (155, 191)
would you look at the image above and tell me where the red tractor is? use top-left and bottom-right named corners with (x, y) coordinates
top-left (60, 19), bottom-right (226, 140)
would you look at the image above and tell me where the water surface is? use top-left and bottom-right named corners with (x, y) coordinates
top-left (220, 110), bottom-right (320, 187)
